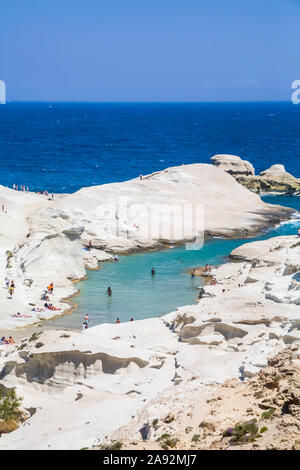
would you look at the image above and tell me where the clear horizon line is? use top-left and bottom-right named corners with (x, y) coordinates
top-left (4, 99), bottom-right (293, 104)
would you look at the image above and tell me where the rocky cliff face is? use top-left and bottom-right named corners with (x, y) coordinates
top-left (211, 155), bottom-right (300, 194)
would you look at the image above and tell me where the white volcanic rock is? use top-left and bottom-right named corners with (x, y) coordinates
top-left (260, 164), bottom-right (290, 176)
top-left (83, 249), bottom-right (114, 270)
top-left (210, 154), bottom-right (255, 176)
top-left (31, 163), bottom-right (292, 253)
top-left (0, 164), bottom-right (293, 329)
top-left (0, 234), bottom-right (299, 449)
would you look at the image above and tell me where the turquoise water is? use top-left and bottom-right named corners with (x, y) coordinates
top-left (48, 195), bottom-right (300, 329)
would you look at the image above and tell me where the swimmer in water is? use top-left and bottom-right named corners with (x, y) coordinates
top-left (106, 286), bottom-right (112, 296)
top-left (151, 268), bottom-right (155, 276)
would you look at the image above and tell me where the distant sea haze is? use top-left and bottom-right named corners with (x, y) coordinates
top-left (0, 102), bottom-right (299, 193)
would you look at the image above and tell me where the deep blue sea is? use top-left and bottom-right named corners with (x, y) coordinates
top-left (1, 102), bottom-right (300, 193)
top-left (1, 102), bottom-right (300, 328)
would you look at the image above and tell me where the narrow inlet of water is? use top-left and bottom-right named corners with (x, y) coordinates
top-left (47, 195), bottom-right (300, 329)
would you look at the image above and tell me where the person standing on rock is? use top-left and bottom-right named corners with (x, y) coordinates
top-left (198, 287), bottom-right (205, 300)
top-left (5, 277), bottom-right (9, 288)
top-left (8, 285), bottom-right (14, 299)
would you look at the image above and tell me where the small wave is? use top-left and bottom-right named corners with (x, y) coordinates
top-left (279, 214), bottom-right (300, 226)
top-left (291, 210), bottom-right (300, 219)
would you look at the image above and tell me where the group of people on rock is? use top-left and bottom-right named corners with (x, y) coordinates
top-left (1, 336), bottom-right (14, 345)
top-left (204, 264), bottom-right (213, 272)
top-left (40, 283), bottom-right (60, 311)
top-left (13, 184), bottom-right (29, 192)
top-left (13, 184), bottom-right (55, 199)
top-left (36, 190), bottom-right (54, 199)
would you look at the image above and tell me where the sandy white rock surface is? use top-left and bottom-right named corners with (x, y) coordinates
top-left (0, 164), bottom-right (293, 330)
top-left (0, 235), bottom-right (298, 449)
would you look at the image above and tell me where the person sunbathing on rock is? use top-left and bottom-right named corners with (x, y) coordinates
top-left (13, 312), bottom-right (21, 317)
top-left (1, 337), bottom-right (8, 344)
top-left (46, 303), bottom-right (61, 311)
top-left (8, 337), bottom-right (14, 345)
top-left (12, 312), bottom-right (32, 318)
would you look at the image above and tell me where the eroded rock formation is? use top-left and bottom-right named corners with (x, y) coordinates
top-left (211, 155), bottom-right (300, 194)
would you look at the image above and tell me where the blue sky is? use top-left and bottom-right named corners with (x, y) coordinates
top-left (1, 0), bottom-right (299, 101)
